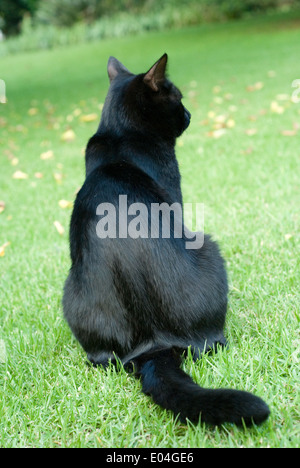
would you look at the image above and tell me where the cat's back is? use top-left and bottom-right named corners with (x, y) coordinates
top-left (72, 155), bottom-right (173, 227)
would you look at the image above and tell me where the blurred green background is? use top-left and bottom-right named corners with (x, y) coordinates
top-left (1, 0), bottom-right (300, 54)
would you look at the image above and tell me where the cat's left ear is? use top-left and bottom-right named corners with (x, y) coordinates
top-left (107, 57), bottom-right (131, 82)
top-left (143, 53), bottom-right (168, 92)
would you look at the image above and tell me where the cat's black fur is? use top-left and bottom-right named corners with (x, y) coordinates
top-left (63, 54), bottom-right (270, 426)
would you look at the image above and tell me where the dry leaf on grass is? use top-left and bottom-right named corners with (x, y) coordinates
top-left (61, 129), bottom-right (76, 142)
top-left (58, 199), bottom-right (73, 209)
top-left (281, 129), bottom-right (297, 136)
top-left (226, 119), bottom-right (235, 128)
top-left (53, 221), bottom-right (64, 235)
top-left (40, 150), bottom-right (54, 160)
top-left (0, 201), bottom-right (5, 213)
top-left (53, 172), bottom-right (63, 184)
top-left (207, 128), bottom-right (227, 138)
top-left (212, 85), bottom-right (221, 93)
top-left (28, 107), bottom-right (38, 116)
top-left (0, 242), bottom-right (11, 257)
top-left (270, 101), bottom-right (284, 114)
top-left (80, 113), bottom-right (98, 122)
top-left (245, 128), bottom-right (257, 136)
top-left (11, 157), bottom-right (19, 166)
top-left (12, 170), bottom-right (28, 179)
top-left (246, 82), bottom-right (264, 92)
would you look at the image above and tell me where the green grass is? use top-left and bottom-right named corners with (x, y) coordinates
top-left (0, 12), bottom-right (299, 448)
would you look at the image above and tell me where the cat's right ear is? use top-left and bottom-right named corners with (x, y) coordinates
top-left (107, 57), bottom-right (131, 82)
top-left (143, 54), bottom-right (168, 92)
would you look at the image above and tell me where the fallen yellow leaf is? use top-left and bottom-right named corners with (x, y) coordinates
top-left (0, 242), bottom-right (10, 257)
top-left (245, 128), bottom-right (257, 136)
top-left (54, 221), bottom-right (64, 235)
top-left (58, 199), bottom-right (73, 209)
top-left (13, 170), bottom-right (28, 179)
top-left (53, 172), bottom-right (63, 183)
top-left (34, 172), bottom-right (44, 179)
top-left (215, 114), bottom-right (226, 124)
top-left (61, 129), bottom-right (76, 142)
top-left (11, 157), bottom-right (19, 166)
top-left (281, 129), bottom-right (297, 136)
top-left (28, 107), bottom-right (38, 116)
top-left (212, 85), bottom-right (221, 93)
top-left (40, 150), bottom-right (54, 160)
top-left (226, 119), bottom-right (235, 128)
top-left (255, 82), bottom-right (264, 90)
top-left (80, 113), bottom-right (98, 123)
top-left (207, 128), bottom-right (226, 138)
top-left (246, 82), bottom-right (264, 92)
top-left (270, 101), bottom-right (284, 114)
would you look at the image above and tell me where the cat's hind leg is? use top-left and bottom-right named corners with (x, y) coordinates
top-left (87, 351), bottom-right (117, 368)
top-left (188, 331), bottom-right (228, 361)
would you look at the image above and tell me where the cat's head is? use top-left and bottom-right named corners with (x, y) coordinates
top-left (100, 54), bottom-right (191, 142)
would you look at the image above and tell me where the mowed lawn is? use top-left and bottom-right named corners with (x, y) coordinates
top-left (0, 13), bottom-right (299, 447)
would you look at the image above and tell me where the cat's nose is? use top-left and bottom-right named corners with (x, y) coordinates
top-left (184, 108), bottom-right (191, 120)
top-left (183, 107), bottom-right (191, 130)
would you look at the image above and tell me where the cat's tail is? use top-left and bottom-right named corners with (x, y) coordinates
top-left (130, 347), bottom-right (270, 426)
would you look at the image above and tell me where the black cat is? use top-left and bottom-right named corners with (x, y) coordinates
top-left (63, 54), bottom-right (270, 426)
